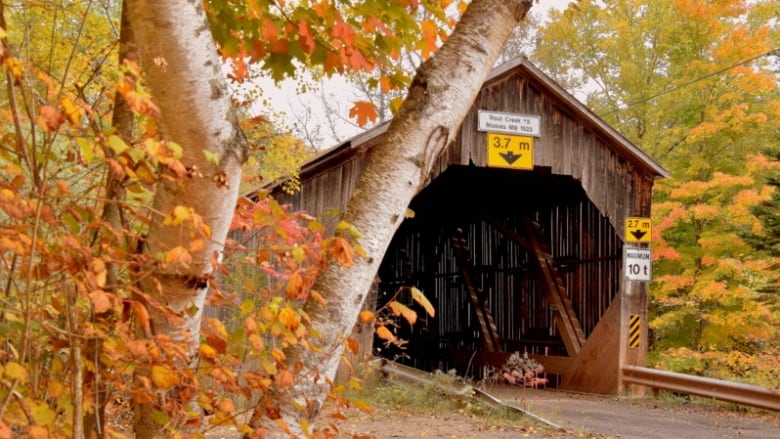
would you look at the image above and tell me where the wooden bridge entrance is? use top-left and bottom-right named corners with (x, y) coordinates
top-left (269, 57), bottom-right (668, 394)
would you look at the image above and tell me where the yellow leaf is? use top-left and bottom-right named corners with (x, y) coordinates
top-left (278, 307), bottom-right (300, 330)
top-left (389, 301), bottom-right (417, 325)
top-left (198, 344), bottom-right (217, 359)
top-left (375, 325), bottom-right (396, 342)
top-left (163, 205), bottom-right (193, 226)
top-left (151, 364), bottom-right (180, 389)
top-left (4, 361), bottom-right (28, 383)
top-left (29, 400), bottom-right (56, 426)
top-left (59, 96), bottom-right (82, 125)
top-left (411, 287), bottom-right (435, 317)
top-left (261, 359), bottom-right (278, 375)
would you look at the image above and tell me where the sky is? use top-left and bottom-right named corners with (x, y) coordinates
top-left (249, 0), bottom-right (578, 150)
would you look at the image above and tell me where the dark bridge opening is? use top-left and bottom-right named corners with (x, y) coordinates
top-left (374, 165), bottom-right (623, 382)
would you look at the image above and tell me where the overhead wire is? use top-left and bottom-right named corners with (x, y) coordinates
top-left (603, 47), bottom-right (780, 115)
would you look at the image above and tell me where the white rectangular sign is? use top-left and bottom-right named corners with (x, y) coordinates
top-left (478, 110), bottom-right (540, 137)
top-left (624, 247), bottom-right (652, 281)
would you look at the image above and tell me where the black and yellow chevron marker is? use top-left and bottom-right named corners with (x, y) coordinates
top-left (628, 314), bottom-right (641, 348)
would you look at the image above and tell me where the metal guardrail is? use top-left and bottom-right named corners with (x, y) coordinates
top-left (622, 365), bottom-right (780, 412)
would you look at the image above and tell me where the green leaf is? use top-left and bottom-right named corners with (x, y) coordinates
top-left (203, 149), bottom-right (220, 166)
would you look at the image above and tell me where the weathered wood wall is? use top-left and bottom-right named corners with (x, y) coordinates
top-left (263, 58), bottom-right (665, 389)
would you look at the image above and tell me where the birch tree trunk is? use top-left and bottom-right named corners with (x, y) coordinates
top-left (124, 1), bottom-right (247, 437)
top-left (256, 0), bottom-right (534, 436)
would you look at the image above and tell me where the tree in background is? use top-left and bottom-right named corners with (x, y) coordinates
top-left (533, 0), bottom-right (780, 386)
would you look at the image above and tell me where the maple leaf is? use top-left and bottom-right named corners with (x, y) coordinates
top-left (298, 20), bottom-right (316, 54)
top-left (348, 101), bottom-right (378, 126)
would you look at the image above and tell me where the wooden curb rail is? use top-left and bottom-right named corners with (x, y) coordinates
top-left (622, 365), bottom-right (780, 412)
top-left (380, 360), bottom-right (562, 428)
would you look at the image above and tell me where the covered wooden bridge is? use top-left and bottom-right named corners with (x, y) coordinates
top-left (270, 57), bottom-right (668, 394)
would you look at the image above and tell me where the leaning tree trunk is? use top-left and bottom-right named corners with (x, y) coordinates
top-left (257, 0), bottom-right (534, 436)
top-left (124, 1), bottom-right (247, 437)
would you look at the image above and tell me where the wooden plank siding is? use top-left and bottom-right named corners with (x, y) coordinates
top-left (252, 57), bottom-right (667, 389)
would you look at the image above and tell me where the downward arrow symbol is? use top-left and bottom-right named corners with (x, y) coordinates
top-left (499, 151), bottom-right (522, 164)
top-left (630, 230), bottom-right (647, 240)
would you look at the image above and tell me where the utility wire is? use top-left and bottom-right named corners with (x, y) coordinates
top-left (603, 47), bottom-right (780, 115)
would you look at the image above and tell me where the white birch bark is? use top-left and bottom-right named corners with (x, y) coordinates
top-left (124, 1), bottom-right (247, 437)
top-left (257, 0), bottom-right (534, 436)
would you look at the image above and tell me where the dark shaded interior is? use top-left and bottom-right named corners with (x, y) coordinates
top-left (375, 165), bottom-right (623, 378)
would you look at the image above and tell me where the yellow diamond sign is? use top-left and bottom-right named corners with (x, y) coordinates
top-left (486, 133), bottom-right (534, 170)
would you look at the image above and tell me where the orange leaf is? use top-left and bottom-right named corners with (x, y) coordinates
top-left (0, 421), bottom-right (13, 439)
top-left (216, 398), bottom-right (236, 413)
top-left (276, 369), bottom-right (294, 388)
top-left (89, 289), bottom-right (112, 314)
top-left (346, 337), bottom-right (360, 354)
top-left (249, 333), bottom-right (265, 351)
top-left (331, 237), bottom-right (354, 267)
top-left (418, 20), bottom-right (438, 59)
top-left (348, 101), bottom-right (378, 127)
top-left (359, 310), bottom-right (375, 324)
top-left (285, 270), bottom-right (304, 300)
top-left (37, 105), bottom-right (65, 131)
top-left (375, 325), bottom-right (396, 342)
top-left (132, 301), bottom-right (152, 337)
top-left (28, 426), bottom-right (48, 439)
top-left (298, 20), bottom-right (315, 54)
top-left (389, 301), bottom-right (417, 325)
top-left (163, 246), bottom-right (192, 265)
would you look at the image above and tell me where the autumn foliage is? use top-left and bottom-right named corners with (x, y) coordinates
top-left (535, 0), bottom-right (780, 387)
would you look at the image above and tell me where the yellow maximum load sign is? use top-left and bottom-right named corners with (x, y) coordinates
top-left (486, 133), bottom-right (534, 170)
